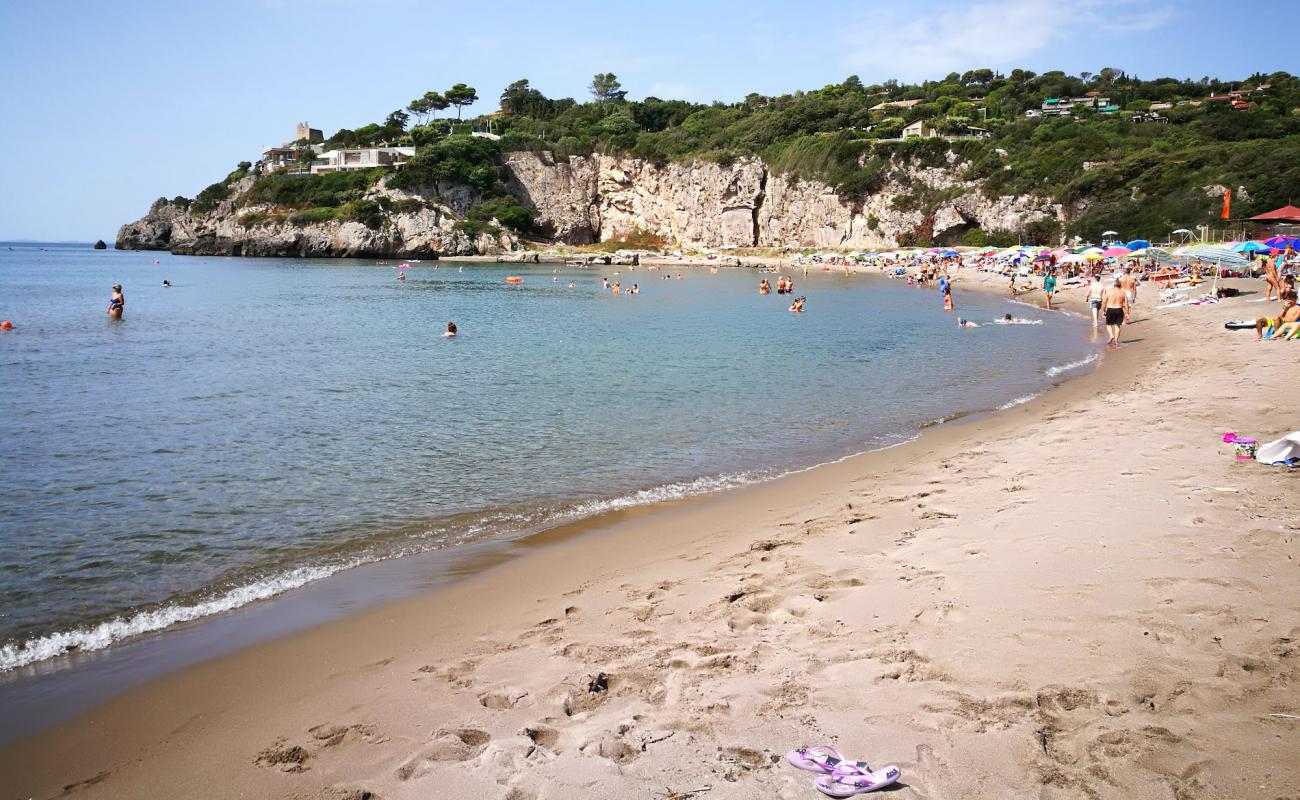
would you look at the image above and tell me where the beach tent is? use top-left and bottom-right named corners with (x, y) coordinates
top-left (1125, 239), bottom-right (1151, 250)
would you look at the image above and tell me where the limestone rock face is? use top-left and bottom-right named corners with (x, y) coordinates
top-left (116, 176), bottom-right (517, 258)
top-left (502, 152), bottom-right (1063, 249)
top-left (502, 151), bottom-right (599, 244)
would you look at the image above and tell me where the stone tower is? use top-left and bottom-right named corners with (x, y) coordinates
top-left (295, 122), bottom-right (324, 144)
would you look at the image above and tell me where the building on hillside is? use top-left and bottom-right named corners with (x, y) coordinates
top-left (1150, 102), bottom-right (1173, 111)
top-left (1033, 96), bottom-right (1111, 116)
top-left (310, 146), bottom-right (416, 174)
top-left (902, 119), bottom-right (938, 139)
top-left (962, 125), bottom-right (992, 139)
top-left (869, 99), bottom-right (922, 113)
top-left (295, 122), bottom-right (324, 144)
top-left (258, 123), bottom-right (326, 172)
top-left (1128, 112), bottom-right (1169, 124)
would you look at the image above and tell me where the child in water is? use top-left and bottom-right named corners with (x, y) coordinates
top-left (445, 321), bottom-right (457, 337)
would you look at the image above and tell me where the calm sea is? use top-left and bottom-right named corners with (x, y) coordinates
top-left (0, 243), bottom-right (1099, 672)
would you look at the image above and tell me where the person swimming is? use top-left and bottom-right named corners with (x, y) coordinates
top-left (789, 295), bottom-right (806, 313)
top-left (445, 321), bottom-right (458, 337)
top-left (162, 279), bottom-right (171, 288)
top-left (957, 317), bottom-right (978, 328)
top-left (107, 283), bottom-right (124, 318)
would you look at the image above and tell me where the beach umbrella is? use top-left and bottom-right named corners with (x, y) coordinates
top-left (1102, 246), bottom-right (1132, 258)
top-left (1233, 241), bottom-right (1268, 252)
top-left (1177, 245), bottom-right (1249, 267)
top-left (398, 263), bottom-right (411, 270)
top-left (1125, 239), bottom-right (1151, 250)
top-left (1061, 253), bottom-right (1087, 264)
top-left (1084, 252), bottom-right (1104, 261)
top-left (940, 249), bottom-right (959, 257)
top-left (1264, 235), bottom-right (1299, 249)
top-left (1081, 247), bottom-right (1104, 255)
top-left (1128, 248), bottom-right (1149, 257)
top-left (1101, 230), bottom-right (1118, 236)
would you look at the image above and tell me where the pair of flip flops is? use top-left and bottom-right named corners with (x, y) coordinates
top-left (785, 745), bottom-right (900, 796)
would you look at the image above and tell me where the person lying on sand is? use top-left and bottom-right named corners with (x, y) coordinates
top-left (1256, 292), bottom-right (1299, 340)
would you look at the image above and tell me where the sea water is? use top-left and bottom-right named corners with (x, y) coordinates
top-left (0, 244), bottom-right (1100, 672)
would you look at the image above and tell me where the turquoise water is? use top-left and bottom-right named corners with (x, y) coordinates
top-left (0, 243), bottom-right (1099, 670)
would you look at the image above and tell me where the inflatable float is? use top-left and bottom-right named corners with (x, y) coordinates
top-left (505, 276), bottom-right (524, 283)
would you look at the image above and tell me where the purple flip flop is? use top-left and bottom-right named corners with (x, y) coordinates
top-left (785, 745), bottom-right (870, 775)
top-left (813, 764), bottom-right (902, 796)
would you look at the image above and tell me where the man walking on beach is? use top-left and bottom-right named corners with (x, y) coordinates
top-left (1101, 279), bottom-right (1129, 347)
top-left (1119, 269), bottom-right (1139, 321)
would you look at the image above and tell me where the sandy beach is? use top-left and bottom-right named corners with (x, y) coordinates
top-left (3, 278), bottom-right (1298, 800)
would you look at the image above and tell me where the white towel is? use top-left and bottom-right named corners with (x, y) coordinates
top-left (1257, 431), bottom-right (1300, 466)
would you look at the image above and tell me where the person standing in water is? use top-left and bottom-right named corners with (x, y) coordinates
top-left (445, 321), bottom-right (457, 337)
top-left (107, 284), bottom-right (125, 318)
top-left (1042, 269), bottom-right (1057, 310)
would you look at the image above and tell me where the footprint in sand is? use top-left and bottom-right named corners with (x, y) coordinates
top-left (396, 728), bottom-right (491, 780)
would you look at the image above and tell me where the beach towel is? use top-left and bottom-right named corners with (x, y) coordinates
top-left (1257, 431), bottom-right (1300, 467)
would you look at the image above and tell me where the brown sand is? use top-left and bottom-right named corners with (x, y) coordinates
top-left (3, 280), bottom-right (1297, 800)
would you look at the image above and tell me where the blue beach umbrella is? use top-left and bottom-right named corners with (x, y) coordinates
top-left (1233, 241), bottom-right (1268, 252)
top-left (1124, 239), bottom-right (1151, 250)
top-left (940, 249), bottom-right (959, 257)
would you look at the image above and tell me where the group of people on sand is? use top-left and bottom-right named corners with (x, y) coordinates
top-left (1254, 290), bottom-right (1300, 341)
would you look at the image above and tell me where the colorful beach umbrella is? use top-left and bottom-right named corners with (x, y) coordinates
top-left (1264, 235), bottom-right (1299, 249)
top-left (1101, 246), bottom-right (1132, 258)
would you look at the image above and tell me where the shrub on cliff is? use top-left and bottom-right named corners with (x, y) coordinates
top-left (465, 196), bottom-right (532, 232)
top-left (389, 135), bottom-right (502, 195)
top-left (288, 207), bottom-right (340, 225)
top-left (249, 169), bottom-right (385, 208)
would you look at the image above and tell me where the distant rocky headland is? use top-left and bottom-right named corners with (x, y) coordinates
top-left (118, 69), bottom-right (1299, 257)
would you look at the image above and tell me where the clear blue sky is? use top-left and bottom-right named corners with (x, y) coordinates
top-left (2, 0), bottom-right (1296, 241)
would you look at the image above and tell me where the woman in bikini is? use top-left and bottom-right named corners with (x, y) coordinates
top-left (107, 284), bottom-right (125, 319)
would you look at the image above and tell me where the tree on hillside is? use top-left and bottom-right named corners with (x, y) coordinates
top-left (445, 84), bottom-right (479, 119)
top-left (407, 91), bottom-right (450, 125)
top-left (500, 79), bottom-right (554, 117)
top-left (385, 109), bottom-right (410, 132)
top-left (590, 73), bottom-right (626, 103)
top-left (1098, 67), bottom-right (1123, 84)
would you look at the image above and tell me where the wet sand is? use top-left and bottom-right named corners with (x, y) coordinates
top-left (3, 279), bottom-right (1297, 800)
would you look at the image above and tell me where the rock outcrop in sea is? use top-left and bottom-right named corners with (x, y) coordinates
top-left (117, 175), bottom-right (517, 258)
top-left (119, 152), bottom-right (1062, 256)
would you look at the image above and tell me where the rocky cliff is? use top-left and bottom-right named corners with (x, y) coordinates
top-left (117, 175), bottom-right (517, 258)
top-left (503, 151), bottom-right (1062, 250)
top-left (121, 152), bottom-right (1061, 257)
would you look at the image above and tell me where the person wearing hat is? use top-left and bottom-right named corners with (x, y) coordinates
top-left (107, 283), bottom-right (124, 318)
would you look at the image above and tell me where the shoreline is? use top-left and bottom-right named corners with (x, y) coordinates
top-left (0, 334), bottom-right (1133, 792)
top-left (0, 303), bottom-right (1096, 740)
top-left (0, 264), bottom-right (1081, 700)
top-left (6, 280), bottom-right (1297, 799)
